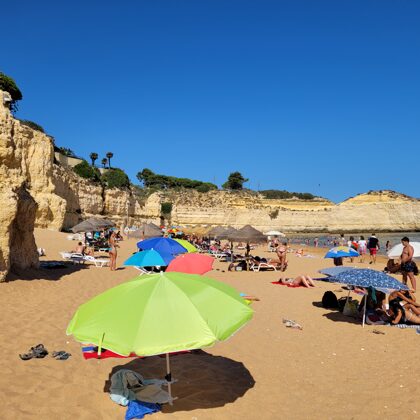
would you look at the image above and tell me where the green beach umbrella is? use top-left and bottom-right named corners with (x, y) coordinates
top-left (174, 238), bottom-right (198, 253)
top-left (66, 272), bottom-right (253, 402)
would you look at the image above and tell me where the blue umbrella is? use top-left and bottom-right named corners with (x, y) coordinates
top-left (137, 237), bottom-right (188, 256)
top-left (329, 269), bottom-right (408, 290)
top-left (325, 246), bottom-right (359, 258)
top-left (318, 267), bottom-right (356, 277)
top-left (124, 250), bottom-right (170, 267)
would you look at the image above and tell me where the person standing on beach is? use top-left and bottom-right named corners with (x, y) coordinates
top-left (358, 236), bottom-right (367, 263)
top-left (276, 241), bottom-right (288, 272)
top-left (367, 234), bottom-right (379, 264)
top-left (109, 231), bottom-right (119, 271)
top-left (400, 237), bottom-right (417, 291)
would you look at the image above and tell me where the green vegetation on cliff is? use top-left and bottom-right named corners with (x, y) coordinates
top-left (0, 72), bottom-right (22, 113)
top-left (260, 190), bottom-right (317, 200)
top-left (101, 168), bottom-right (130, 188)
top-left (73, 160), bottom-right (101, 181)
top-left (137, 168), bottom-right (218, 192)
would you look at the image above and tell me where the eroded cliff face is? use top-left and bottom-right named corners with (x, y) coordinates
top-left (166, 189), bottom-right (420, 232)
top-left (0, 93), bottom-right (39, 281)
top-left (1, 87), bottom-right (419, 280)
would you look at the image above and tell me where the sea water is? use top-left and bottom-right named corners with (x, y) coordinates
top-left (285, 232), bottom-right (420, 255)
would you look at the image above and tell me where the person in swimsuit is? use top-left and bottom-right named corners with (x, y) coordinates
top-left (400, 237), bottom-right (417, 291)
top-left (389, 300), bottom-right (420, 325)
top-left (276, 242), bottom-right (288, 272)
top-left (389, 289), bottom-right (420, 315)
top-left (109, 231), bottom-right (119, 271)
top-left (277, 275), bottom-right (315, 288)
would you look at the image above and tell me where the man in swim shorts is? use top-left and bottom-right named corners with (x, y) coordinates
top-left (400, 236), bottom-right (417, 291)
top-left (367, 234), bottom-right (379, 264)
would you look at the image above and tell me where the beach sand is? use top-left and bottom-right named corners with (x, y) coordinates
top-left (0, 228), bottom-right (419, 419)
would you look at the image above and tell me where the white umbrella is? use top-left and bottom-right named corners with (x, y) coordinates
top-left (387, 242), bottom-right (420, 258)
top-left (264, 230), bottom-right (285, 236)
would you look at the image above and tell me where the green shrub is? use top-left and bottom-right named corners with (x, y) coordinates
top-left (261, 190), bottom-right (316, 200)
top-left (19, 119), bottom-right (45, 133)
top-left (73, 160), bottom-right (100, 181)
top-left (161, 202), bottom-right (173, 215)
top-left (137, 168), bottom-right (217, 191)
top-left (0, 72), bottom-right (22, 113)
top-left (101, 168), bottom-right (130, 189)
top-left (55, 146), bottom-right (78, 158)
top-left (195, 183), bottom-right (217, 193)
top-left (222, 172), bottom-right (248, 190)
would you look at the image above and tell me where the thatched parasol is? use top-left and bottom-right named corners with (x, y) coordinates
top-left (71, 217), bottom-right (115, 233)
top-left (207, 226), bottom-right (228, 237)
top-left (227, 225), bottom-right (266, 243)
top-left (130, 223), bottom-right (163, 239)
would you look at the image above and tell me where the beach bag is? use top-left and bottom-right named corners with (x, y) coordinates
top-left (322, 291), bottom-right (338, 309)
top-left (343, 299), bottom-right (359, 317)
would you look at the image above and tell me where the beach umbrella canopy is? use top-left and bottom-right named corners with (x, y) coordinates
top-left (137, 237), bottom-right (187, 256)
top-left (387, 242), bottom-right (420, 258)
top-left (328, 269), bottom-right (409, 290)
top-left (228, 225), bottom-right (266, 243)
top-left (324, 246), bottom-right (359, 258)
top-left (318, 267), bottom-right (356, 277)
top-left (264, 230), bottom-right (285, 237)
top-left (174, 239), bottom-right (197, 253)
top-left (166, 254), bottom-right (214, 275)
top-left (207, 226), bottom-right (228, 237)
top-left (123, 250), bottom-right (168, 267)
top-left (218, 226), bottom-right (238, 240)
top-left (130, 223), bottom-right (163, 239)
top-left (66, 272), bottom-right (253, 401)
top-left (71, 218), bottom-right (115, 233)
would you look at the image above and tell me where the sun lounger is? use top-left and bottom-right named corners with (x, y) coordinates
top-left (83, 255), bottom-right (110, 267)
top-left (250, 261), bottom-right (278, 272)
top-left (60, 252), bottom-right (85, 264)
top-left (134, 267), bottom-right (154, 275)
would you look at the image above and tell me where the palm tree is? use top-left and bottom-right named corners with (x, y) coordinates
top-left (106, 152), bottom-right (114, 169)
top-left (101, 158), bottom-right (108, 168)
top-left (89, 152), bottom-right (98, 167)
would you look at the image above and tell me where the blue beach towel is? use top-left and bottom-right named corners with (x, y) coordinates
top-left (125, 401), bottom-right (161, 420)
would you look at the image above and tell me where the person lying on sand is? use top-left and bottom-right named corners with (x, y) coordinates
top-left (277, 275), bottom-right (315, 288)
top-left (388, 300), bottom-right (420, 325)
top-left (389, 290), bottom-right (420, 316)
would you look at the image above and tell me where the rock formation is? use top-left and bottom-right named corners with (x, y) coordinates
top-left (1, 87), bottom-right (419, 279)
top-left (0, 91), bottom-right (39, 281)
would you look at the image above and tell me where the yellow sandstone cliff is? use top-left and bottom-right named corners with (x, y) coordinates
top-left (1, 88), bottom-right (419, 280)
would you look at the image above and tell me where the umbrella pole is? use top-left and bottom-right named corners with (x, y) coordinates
top-left (362, 294), bottom-right (367, 328)
top-left (165, 353), bottom-right (173, 405)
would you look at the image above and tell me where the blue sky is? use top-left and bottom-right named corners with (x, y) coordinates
top-left (3, 0), bottom-right (419, 202)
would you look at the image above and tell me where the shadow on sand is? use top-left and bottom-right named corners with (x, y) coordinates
top-left (5, 260), bottom-right (89, 282)
top-left (312, 301), bottom-right (361, 325)
top-left (104, 351), bottom-right (255, 412)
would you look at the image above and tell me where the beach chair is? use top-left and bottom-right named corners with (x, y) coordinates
top-left (134, 266), bottom-right (155, 275)
top-left (60, 252), bottom-right (85, 264)
top-left (250, 260), bottom-right (278, 272)
top-left (83, 255), bottom-right (110, 267)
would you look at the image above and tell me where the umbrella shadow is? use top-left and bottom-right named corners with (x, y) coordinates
top-left (322, 311), bottom-right (361, 325)
top-left (104, 351), bottom-right (255, 412)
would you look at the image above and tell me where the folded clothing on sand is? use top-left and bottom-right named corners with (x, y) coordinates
top-left (125, 400), bottom-right (161, 420)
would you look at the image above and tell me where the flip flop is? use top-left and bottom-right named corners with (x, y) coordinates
top-left (52, 351), bottom-right (71, 360)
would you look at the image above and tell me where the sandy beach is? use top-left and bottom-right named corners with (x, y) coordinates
top-left (1, 228), bottom-right (419, 420)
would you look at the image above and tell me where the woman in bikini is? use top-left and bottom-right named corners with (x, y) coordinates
top-left (277, 275), bottom-right (316, 288)
top-left (109, 231), bottom-right (119, 271)
top-left (276, 242), bottom-right (288, 272)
